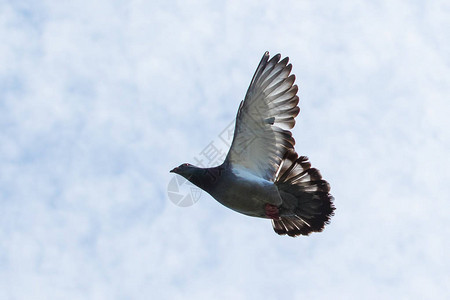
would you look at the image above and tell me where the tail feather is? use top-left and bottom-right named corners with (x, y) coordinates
top-left (273, 150), bottom-right (335, 237)
top-left (272, 216), bottom-right (312, 237)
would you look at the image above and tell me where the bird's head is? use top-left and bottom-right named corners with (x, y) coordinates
top-left (170, 163), bottom-right (219, 192)
top-left (170, 163), bottom-right (195, 179)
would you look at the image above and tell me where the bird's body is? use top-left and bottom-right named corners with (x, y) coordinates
top-left (171, 52), bottom-right (335, 237)
top-left (209, 164), bottom-right (282, 218)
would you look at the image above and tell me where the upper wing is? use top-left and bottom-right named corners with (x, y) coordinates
top-left (225, 52), bottom-right (300, 181)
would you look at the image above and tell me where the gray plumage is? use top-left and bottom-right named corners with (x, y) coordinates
top-left (171, 52), bottom-right (334, 237)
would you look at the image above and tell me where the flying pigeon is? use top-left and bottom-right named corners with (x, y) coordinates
top-left (171, 52), bottom-right (335, 237)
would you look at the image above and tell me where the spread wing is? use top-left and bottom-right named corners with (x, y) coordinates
top-left (225, 52), bottom-right (300, 181)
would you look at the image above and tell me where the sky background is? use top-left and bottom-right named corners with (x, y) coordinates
top-left (1, 0), bottom-right (449, 299)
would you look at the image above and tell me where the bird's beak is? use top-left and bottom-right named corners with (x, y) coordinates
top-left (170, 167), bottom-right (178, 173)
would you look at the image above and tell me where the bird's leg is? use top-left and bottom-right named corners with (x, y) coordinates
top-left (264, 203), bottom-right (280, 219)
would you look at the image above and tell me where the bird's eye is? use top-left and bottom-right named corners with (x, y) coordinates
top-left (182, 163), bottom-right (190, 167)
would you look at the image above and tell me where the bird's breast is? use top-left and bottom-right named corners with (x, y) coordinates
top-left (209, 167), bottom-right (282, 218)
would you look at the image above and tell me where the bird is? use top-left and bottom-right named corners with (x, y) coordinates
top-left (170, 51), bottom-right (334, 237)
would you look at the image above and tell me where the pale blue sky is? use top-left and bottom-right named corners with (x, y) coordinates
top-left (1, 1), bottom-right (449, 299)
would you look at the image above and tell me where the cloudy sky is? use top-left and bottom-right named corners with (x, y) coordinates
top-left (1, 0), bottom-right (449, 299)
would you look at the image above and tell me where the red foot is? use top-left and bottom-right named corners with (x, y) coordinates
top-left (265, 203), bottom-right (280, 219)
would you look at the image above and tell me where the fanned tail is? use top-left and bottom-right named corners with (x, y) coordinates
top-left (273, 150), bottom-right (335, 237)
